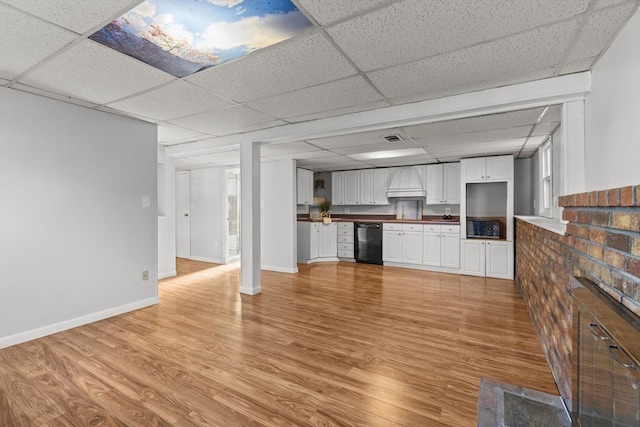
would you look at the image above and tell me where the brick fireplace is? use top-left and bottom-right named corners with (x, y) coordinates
top-left (515, 185), bottom-right (639, 406)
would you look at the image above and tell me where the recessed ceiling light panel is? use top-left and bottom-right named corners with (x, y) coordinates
top-left (349, 147), bottom-right (425, 161)
top-left (89, 0), bottom-right (312, 77)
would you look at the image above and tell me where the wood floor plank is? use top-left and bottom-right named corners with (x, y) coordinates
top-left (0, 259), bottom-right (559, 425)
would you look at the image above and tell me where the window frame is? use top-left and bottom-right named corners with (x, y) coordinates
top-left (539, 138), bottom-right (552, 218)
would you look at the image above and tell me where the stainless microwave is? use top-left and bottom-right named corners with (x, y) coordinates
top-left (467, 219), bottom-right (501, 239)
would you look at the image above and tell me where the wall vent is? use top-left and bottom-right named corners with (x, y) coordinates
top-left (384, 134), bottom-right (404, 143)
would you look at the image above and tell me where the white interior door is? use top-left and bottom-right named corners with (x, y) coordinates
top-left (175, 171), bottom-right (190, 258)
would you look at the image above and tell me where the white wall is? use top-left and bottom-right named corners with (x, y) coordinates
top-left (189, 167), bottom-right (225, 263)
top-left (261, 160), bottom-right (297, 273)
top-left (514, 158), bottom-right (533, 215)
top-left (0, 88), bottom-right (158, 348)
top-left (158, 146), bottom-right (176, 279)
top-left (585, 8), bottom-right (640, 191)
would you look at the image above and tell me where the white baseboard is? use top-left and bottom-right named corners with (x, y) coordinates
top-left (0, 296), bottom-right (159, 349)
top-left (188, 256), bottom-right (224, 264)
top-left (261, 265), bottom-right (298, 273)
top-left (158, 270), bottom-right (177, 279)
top-left (383, 262), bottom-right (461, 274)
top-left (308, 257), bottom-right (340, 264)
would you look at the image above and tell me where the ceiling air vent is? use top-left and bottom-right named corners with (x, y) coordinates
top-left (384, 134), bottom-right (404, 143)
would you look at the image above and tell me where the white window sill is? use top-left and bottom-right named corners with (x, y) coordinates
top-left (515, 215), bottom-right (567, 236)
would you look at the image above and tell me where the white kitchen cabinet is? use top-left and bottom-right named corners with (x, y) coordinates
top-left (332, 171), bottom-right (345, 205)
top-left (297, 168), bottom-right (313, 205)
top-left (297, 222), bottom-right (337, 263)
top-left (426, 162), bottom-right (460, 205)
top-left (460, 239), bottom-right (513, 279)
top-left (360, 169), bottom-right (389, 205)
top-left (423, 225), bottom-right (460, 268)
top-left (337, 222), bottom-right (354, 259)
top-left (383, 224), bottom-right (423, 264)
top-left (344, 170), bottom-right (360, 205)
top-left (461, 155), bottom-right (513, 181)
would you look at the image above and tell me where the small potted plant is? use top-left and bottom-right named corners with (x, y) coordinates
top-left (319, 200), bottom-right (332, 224)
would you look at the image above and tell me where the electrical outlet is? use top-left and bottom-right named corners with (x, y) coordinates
top-left (142, 270), bottom-right (149, 281)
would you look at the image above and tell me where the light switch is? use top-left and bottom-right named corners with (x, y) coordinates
top-left (142, 196), bottom-right (150, 208)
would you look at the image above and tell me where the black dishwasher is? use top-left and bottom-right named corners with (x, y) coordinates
top-left (355, 222), bottom-right (383, 265)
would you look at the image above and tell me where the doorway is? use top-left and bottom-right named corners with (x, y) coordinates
top-left (175, 171), bottom-right (191, 258)
top-left (226, 169), bottom-right (240, 262)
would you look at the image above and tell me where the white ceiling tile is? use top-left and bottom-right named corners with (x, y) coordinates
top-left (567, 2), bottom-right (638, 61)
top-left (307, 128), bottom-right (406, 149)
top-left (297, 0), bottom-right (390, 25)
top-left (186, 32), bottom-right (357, 103)
top-left (301, 160), bottom-right (373, 171)
top-left (246, 76), bottom-right (383, 119)
top-left (286, 100), bottom-right (392, 123)
top-left (531, 122), bottom-right (560, 136)
top-left (158, 124), bottom-right (205, 145)
top-left (0, 78), bottom-right (10, 85)
top-left (168, 105), bottom-right (282, 135)
top-left (9, 82), bottom-right (99, 109)
top-left (0, 4), bottom-right (77, 79)
top-left (525, 135), bottom-right (550, 147)
top-left (107, 81), bottom-right (235, 121)
top-left (327, 0), bottom-right (589, 71)
top-left (404, 108), bottom-right (542, 139)
top-left (430, 146), bottom-right (520, 158)
top-left (366, 154), bottom-right (437, 167)
top-left (213, 120), bottom-right (287, 137)
top-left (368, 19), bottom-right (580, 99)
top-left (20, 40), bottom-right (175, 104)
top-left (269, 150), bottom-right (341, 161)
top-left (188, 150), bottom-right (240, 165)
top-left (298, 155), bottom-right (357, 165)
top-left (415, 127), bottom-right (532, 147)
top-left (331, 141), bottom-right (419, 155)
top-left (544, 105), bottom-right (562, 123)
top-left (594, 0), bottom-right (633, 9)
top-left (425, 138), bottom-right (526, 154)
top-left (559, 57), bottom-right (597, 74)
top-left (2, 0), bottom-right (135, 34)
top-left (260, 141), bottom-right (321, 156)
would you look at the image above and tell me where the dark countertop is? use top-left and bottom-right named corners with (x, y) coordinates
top-left (298, 214), bottom-right (460, 225)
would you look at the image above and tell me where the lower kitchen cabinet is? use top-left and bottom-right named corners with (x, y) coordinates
top-left (460, 239), bottom-right (513, 279)
top-left (423, 225), bottom-right (460, 268)
top-left (337, 222), bottom-right (354, 259)
top-left (383, 224), bottom-right (423, 265)
top-left (297, 222), bottom-right (338, 263)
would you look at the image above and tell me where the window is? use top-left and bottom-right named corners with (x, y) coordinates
top-left (540, 139), bottom-right (552, 218)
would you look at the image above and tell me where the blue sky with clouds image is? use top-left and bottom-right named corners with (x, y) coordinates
top-left (123, 0), bottom-right (311, 63)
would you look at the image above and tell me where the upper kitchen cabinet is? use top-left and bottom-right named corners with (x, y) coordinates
top-left (344, 170), bottom-right (360, 205)
top-left (332, 171), bottom-right (345, 205)
top-left (461, 155), bottom-right (513, 181)
top-left (426, 162), bottom-right (460, 205)
top-left (360, 168), bottom-right (389, 205)
top-left (297, 168), bottom-right (313, 205)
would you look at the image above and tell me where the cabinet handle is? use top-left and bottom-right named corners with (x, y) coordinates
top-left (487, 176), bottom-right (490, 179)
top-left (609, 345), bottom-right (635, 368)
top-left (588, 322), bottom-right (610, 340)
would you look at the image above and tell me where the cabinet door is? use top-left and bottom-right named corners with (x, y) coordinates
top-left (443, 162), bottom-right (460, 204)
top-left (440, 233), bottom-right (460, 268)
top-left (343, 170), bottom-right (360, 205)
top-left (297, 169), bottom-right (313, 205)
top-left (402, 231), bottom-right (423, 264)
top-left (372, 169), bottom-right (389, 205)
top-left (309, 227), bottom-right (319, 260)
top-left (422, 231), bottom-right (441, 266)
top-left (461, 158), bottom-right (486, 181)
top-left (383, 230), bottom-right (402, 262)
top-left (461, 240), bottom-right (485, 276)
top-left (485, 155), bottom-right (513, 180)
top-left (486, 241), bottom-right (513, 279)
top-left (359, 169), bottom-right (374, 204)
top-left (318, 223), bottom-right (337, 258)
top-left (425, 164), bottom-right (443, 205)
top-left (332, 171), bottom-right (345, 205)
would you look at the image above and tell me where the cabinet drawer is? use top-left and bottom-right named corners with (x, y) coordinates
top-left (338, 235), bottom-right (354, 243)
top-left (442, 225), bottom-right (460, 234)
top-left (338, 243), bottom-right (353, 251)
top-left (402, 223), bottom-right (423, 232)
top-left (384, 223), bottom-right (402, 231)
top-left (423, 224), bottom-right (441, 232)
top-left (338, 228), bottom-right (354, 236)
top-left (338, 222), bottom-right (353, 229)
top-left (338, 250), bottom-right (354, 259)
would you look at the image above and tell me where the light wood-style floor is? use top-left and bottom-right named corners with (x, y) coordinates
top-left (1, 259), bottom-right (558, 426)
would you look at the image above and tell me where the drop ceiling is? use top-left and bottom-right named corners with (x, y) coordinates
top-left (1, 0), bottom-right (638, 171)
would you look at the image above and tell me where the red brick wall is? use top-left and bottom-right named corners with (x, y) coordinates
top-left (515, 184), bottom-right (639, 403)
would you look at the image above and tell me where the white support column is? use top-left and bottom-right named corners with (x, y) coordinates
top-left (240, 140), bottom-right (262, 295)
top-left (561, 100), bottom-right (586, 195)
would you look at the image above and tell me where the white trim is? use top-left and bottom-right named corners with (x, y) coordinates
top-left (188, 256), bottom-right (224, 264)
top-left (515, 216), bottom-right (567, 236)
top-left (0, 297), bottom-right (159, 349)
top-left (158, 270), bottom-right (177, 279)
top-left (261, 265), bottom-right (298, 273)
top-left (306, 257), bottom-right (340, 264)
top-left (167, 72), bottom-right (591, 157)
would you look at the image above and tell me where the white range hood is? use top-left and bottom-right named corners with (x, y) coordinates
top-left (386, 167), bottom-right (426, 198)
